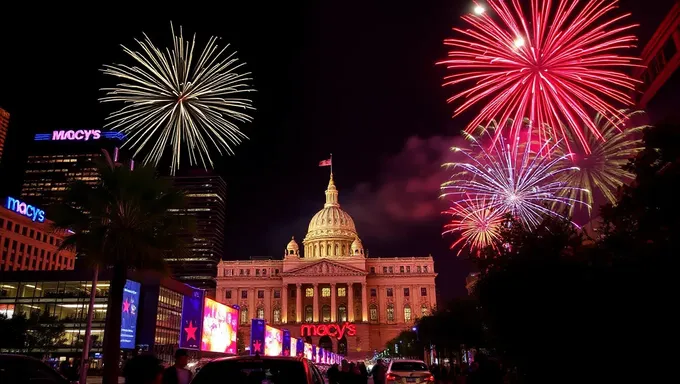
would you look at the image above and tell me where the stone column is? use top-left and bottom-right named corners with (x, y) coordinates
top-left (282, 283), bottom-right (288, 323)
top-left (347, 283), bottom-right (354, 322)
top-left (296, 283), bottom-right (302, 323)
top-left (361, 282), bottom-right (368, 322)
top-left (330, 283), bottom-right (337, 322)
top-left (249, 288), bottom-right (256, 320)
top-left (313, 283), bottom-right (319, 322)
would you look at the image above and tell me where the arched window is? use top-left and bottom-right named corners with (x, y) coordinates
top-left (327, 245), bottom-right (331, 255)
top-left (337, 336), bottom-right (347, 356)
top-left (421, 304), bottom-right (429, 317)
top-left (404, 306), bottom-right (412, 322)
top-left (322, 305), bottom-right (331, 322)
top-left (257, 307), bottom-right (265, 319)
top-left (240, 307), bottom-right (249, 324)
top-left (386, 304), bottom-right (394, 322)
top-left (319, 335), bottom-right (333, 352)
top-left (369, 304), bottom-right (378, 322)
top-left (273, 308), bottom-right (281, 324)
top-left (338, 305), bottom-right (347, 322)
top-left (305, 305), bottom-right (313, 322)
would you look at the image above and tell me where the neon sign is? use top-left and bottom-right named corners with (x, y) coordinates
top-left (300, 322), bottom-right (356, 340)
top-left (5, 197), bottom-right (45, 222)
top-left (34, 130), bottom-right (126, 141)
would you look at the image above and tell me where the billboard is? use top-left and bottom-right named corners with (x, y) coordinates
top-left (282, 330), bottom-right (291, 357)
top-left (120, 280), bottom-right (141, 349)
top-left (290, 337), bottom-right (298, 357)
top-left (179, 287), bottom-right (204, 350)
top-left (201, 298), bottom-right (238, 353)
top-left (33, 130), bottom-right (125, 142)
top-left (250, 319), bottom-right (265, 355)
top-left (264, 325), bottom-right (283, 356)
top-left (304, 343), bottom-right (313, 360)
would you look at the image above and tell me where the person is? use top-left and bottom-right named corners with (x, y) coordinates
top-left (162, 349), bottom-right (192, 384)
top-left (327, 363), bottom-right (340, 384)
top-left (357, 362), bottom-right (368, 384)
top-left (123, 354), bottom-right (164, 384)
top-left (372, 359), bottom-right (386, 384)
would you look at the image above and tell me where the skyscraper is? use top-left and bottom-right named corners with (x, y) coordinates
top-left (0, 107), bottom-right (9, 164)
top-left (21, 129), bottom-right (125, 207)
top-left (169, 171), bottom-right (226, 295)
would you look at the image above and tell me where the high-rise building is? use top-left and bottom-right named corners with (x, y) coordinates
top-left (169, 172), bottom-right (226, 295)
top-left (21, 129), bottom-right (125, 207)
top-left (0, 107), bottom-right (9, 164)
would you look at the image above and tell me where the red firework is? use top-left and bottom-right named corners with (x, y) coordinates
top-left (439, 0), bottom-right (639, 154)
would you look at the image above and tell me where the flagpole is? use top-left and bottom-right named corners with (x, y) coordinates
top-left (330, 153), bottom-right (333, 176)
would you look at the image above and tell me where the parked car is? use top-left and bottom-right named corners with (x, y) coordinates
top-left (191, 355), bottom-right (325, 384)
top-left (0, 354), bottom-right (72, 384)
top-left (385, 359), bottom-right (434, 384)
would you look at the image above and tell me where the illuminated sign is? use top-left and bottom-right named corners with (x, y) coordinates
top-left (282, 330), bottom-right (291, 357)
top-left (5, 197), bottom-right (45, 222)
top-left (179, 287), bottom-right (204, 350)
top-left (120, 280), bottom-right (141, 349)
top-left (250, 319), bottom-right (265, 355)
top-left (201, 298), bottom-right (238, 353)
top-left (34, 130), bottom-right (125, 141)
top-left (264, 325), bottom-right (283, 356)
top-left (300, 322), bottom-right (356, 340)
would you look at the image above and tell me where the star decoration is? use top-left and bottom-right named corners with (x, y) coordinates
top-left (253, 340), bottom-right (262, 353)
top-left (122, 299), bottom-right (130, 313)
top-left (184, 321), bottom-right (198, 342)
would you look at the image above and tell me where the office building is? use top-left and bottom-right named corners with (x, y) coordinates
top-left (21, 129), bottom-right (125, 207)
top-left (0, 107), bottom-right (8, 164)
top-left (169, 172), bottom-right (226, 295)
top-left (1, 196), bottom-right (76, 271)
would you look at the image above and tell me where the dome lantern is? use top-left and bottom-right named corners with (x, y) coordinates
top-left (285, 236), bottom-right (299, 257)
top-left (351, 236), bottom-right (364, 256)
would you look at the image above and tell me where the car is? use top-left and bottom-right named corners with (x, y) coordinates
top-left (191, 355), bottom-right (325, 384)
top-left (385, 359), bottom-right (434, 384)
top-left (0, 354), bottom-right (72, 384)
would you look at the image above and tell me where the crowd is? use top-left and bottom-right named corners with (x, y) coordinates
top-left (327, 359), bottom-right (374, 384)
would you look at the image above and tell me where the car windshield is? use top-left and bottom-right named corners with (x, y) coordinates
top-left (192, 359), bottom-right (306, 384)
top-left (390, 362), bottom-right (428, 371)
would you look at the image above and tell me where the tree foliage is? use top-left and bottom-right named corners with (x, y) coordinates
top-left (0, 311), bottom-right (66, 353)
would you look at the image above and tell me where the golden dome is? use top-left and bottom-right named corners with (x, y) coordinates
top-left (351, 237), bottom-right (364, 255)
top-left (286, 236), bottom-right (299, 251)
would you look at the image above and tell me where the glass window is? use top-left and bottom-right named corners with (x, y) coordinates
top-left (274, 290), bottom-right (281, 299)
top-left (388, 267), bottom-right (394, 273)
top-left (387, 305), bottom-right (394, 322)
top-left (257, 307), bottom-right (264, 319)
top-left (370, 288), bottom-right (377, 297)
top-left (369, 305), bottom-right (378, 322)
top-left (322, 287), bottom-right (331, 297)
top-left (404, 288), bottom-right (410, 297)
top-left (421, 304), bottom-right (429, 317)
top-left (321, 305), bottom-right (331, 322)
top-left (387, 288), bottom-right (393, 297)
top-left (241, 290), bottom-right (248, 299)
top-left (273, 308), bottom-right (281, 324)
top-left (421, 287), bottom-right (427, 296)
top-left (262, 269), bottom-right (267, 275)
top-left (305, 306), bottom-right (313, 322)
top-left (305, 288), bottom-right (314, 297)
top-left (424, 266), bottom-right (429, 273)
top-left (417, 266), bottom-right (422, 273)
top-left (370, 267), bottom-right (375, 273)
top-left (404, 307), bottom-right (412, 322)
top-left (256, 269), bottom-right (260, 276)
top-left (258, 290), bottom-right (264, 299)
top-left (400, 266), bottom-right (405, 273)
top-left (337, 287), bottom-right (346, 297)
top-left (241, 308), bottom-right (249, 324)
top-left (406, 266), bottom-right (411, 273)
top-left (225, 290), bottom-right (232, 299)
top-left (383, 267), bottom-right (387, 273)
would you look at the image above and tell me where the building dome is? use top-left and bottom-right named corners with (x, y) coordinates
top-left (351, 236), bottom-right (364, 256)
top-left (303, 174), bottom-right (360, 258)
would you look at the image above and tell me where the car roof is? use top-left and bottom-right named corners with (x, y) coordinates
top-left (389, 359), bottom-right (427, 364)
top-left (207, 355), bottom-right (307, 364)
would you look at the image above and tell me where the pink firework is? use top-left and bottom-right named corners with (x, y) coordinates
top-left (442, 195), bottom-right (504, 256)
top-left (439, 0), bottom-right (639, 154)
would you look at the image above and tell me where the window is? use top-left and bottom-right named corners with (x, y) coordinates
top-left (404, 288), bottom-right (410, 297)
top-left (387, 288), bottom-right (393, 297)
top-left (421, 304), bottom-right (429, 317)
top-left (257, 307), bottom-right (264, 319)
top-left (404, 306), bottom-right (412, 322)
top-left (246, 269), bottom-right (251, 276)
top-left (383, 267), bottom-right (388, 273)
top-left (262, 269), bottom-right (267, 275)
top-left (273, 308), bottom-right (281, 323)
top-left (291, 288), bottom-right (296, 298)
top-left (274, 290), bottom-right (281, 299)
top-left (369, 305), bottom-right (378, 322)
top-left (400, 266), bottom-right (405, 273)
top-left (370, 288), bottom-right (377, 297)
top-left (241, 290), bottom-right (248, 299)
top-left (337, 287), bottom-right (346, 297)
top-left (338, 305), bottom-right (348, 322)
top-left (424, 266), bottom-right (429, 273)
top-left (240, 308), bottom-right (249, 324)
top-left (387, 305), bottom-right (394, 322)
top-left (417, 266), bottom-right (422, 273)
top-left (322, 305), bottom-right (331, 322)
top-left (406, 266), bottom-right (411, 273)
top-left (322, 287), bottom-right (331, 297)
top-left (306, 288), bottom-right (314, 297)
top-left (258, 290), bottom-right (264, 299)
top-left (421, 287), bottom-right (427, 296)
top-left (226, 290), bottom-right (232, 299)
top-left (305, 305), bottom-right (313, 322)
top-left (240, 269), bottom-right (244, 276)
top-left (370, 267), bottom-right (375, 274)
top-left (388, 266), bottom-right (394, 273)
top-left (256, 269), bottom-right (260, 276)
top-left (275, 269), bottom-right (279, 275)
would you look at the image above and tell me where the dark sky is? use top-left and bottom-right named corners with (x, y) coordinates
top-left (0, 0), bottom-right (676, 299)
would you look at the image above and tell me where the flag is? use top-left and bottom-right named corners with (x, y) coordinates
top-left (319, 158), bottom-right (332, 167)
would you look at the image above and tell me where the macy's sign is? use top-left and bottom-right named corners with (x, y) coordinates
top-left (300, 323), bottom-right (356, 340)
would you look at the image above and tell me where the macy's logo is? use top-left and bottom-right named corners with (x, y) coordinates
top-left (300, 323), bottom-right (357, 340)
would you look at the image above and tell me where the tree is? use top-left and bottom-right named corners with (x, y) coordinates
top-left (0, 313), bottom-right (29, 351)
top-left (25, 311), bottom-right (67, 353)
top-left (385, 330), bottom-right (421, 358)
top-left (50, 154), bottom-right (193, 384)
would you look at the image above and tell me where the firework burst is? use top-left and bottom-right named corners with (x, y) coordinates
top-left (100, 24), bottom-right (255, 174)
top-left (441, 126), bottom-right (590, 229)
top-left (442, 195), bottom-right (504, 256)
top-left (439, 0), bottom-right (638, 154)
top-left (555, 109), bottom-right (647, 214)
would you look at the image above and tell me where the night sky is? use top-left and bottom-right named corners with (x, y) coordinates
top-left (0, 1), bottom-right (677, 299)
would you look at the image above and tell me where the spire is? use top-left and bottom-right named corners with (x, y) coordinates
top-left (324, 172), bottom-right (339, 207)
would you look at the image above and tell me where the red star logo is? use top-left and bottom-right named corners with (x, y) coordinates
top-left (253, 340), bottom-right (262, 353)
top-left (184, 321), bottom-right (198, 342)
top-left (122, 299), bottom-right (130, 313)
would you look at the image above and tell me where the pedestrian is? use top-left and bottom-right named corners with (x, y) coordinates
top-left (162, 349), bottom-right (192, 384)
top-left (357, 362), bottom-right (368, 384)
top-left (123, 354), bottom-right (164, 384)
top-left (372, 359), bottom-right (386, 384)
top-left (327, 363), bottom-right (340, 384)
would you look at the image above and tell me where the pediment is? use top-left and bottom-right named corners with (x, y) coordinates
top-left (282, 259), bottom-right (366, 276)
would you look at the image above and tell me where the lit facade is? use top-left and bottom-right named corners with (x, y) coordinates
top-left (1, 201), bottom-right (76, 272)
top-left (217, 175), bottom-right (437, 359)
top-left (169, 172), bottom-right (227, 295)
top-left (0, 107), bottom-right (8, 164)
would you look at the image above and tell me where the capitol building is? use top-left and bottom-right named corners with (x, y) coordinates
top-left (216, 174), bottom-right (437, 359)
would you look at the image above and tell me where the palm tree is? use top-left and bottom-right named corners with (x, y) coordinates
top-left (50, 151), bottom-right (193, 384)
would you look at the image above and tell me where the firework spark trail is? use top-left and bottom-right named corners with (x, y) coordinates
top-left (439, 0), bottom-right (639, 154)
top-left (442, 194), bottom-right (504, 256)
top-left (100, 24), bottom-right (255, 174)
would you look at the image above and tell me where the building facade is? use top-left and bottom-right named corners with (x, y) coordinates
top-left (0, 107), bottom-right (8, 164)
top-left (217, 175), bottom-right (437, 359)
top-left (169, 172), bottom-right (227, 294)
top-left (1, 197), bottom-right (76, 271)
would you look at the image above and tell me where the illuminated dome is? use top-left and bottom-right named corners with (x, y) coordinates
top-left (303, 174), bottom-right (360, 258)
top-left (285, 236), bottom-right (300, 257)
top-left (351, 237), bottom-right (364, 256)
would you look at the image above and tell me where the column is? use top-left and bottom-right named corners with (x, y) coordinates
top-left (296, 283), bottom-right (302, 323)
top-left (312, 283), bottom-right (319, 322)
top-left (249, 288), bottom-right (256, 320)
top-left (361, 282), bottom-right (368, 322)
top-left (330, 283), bottom-right (337, 322)
top-left (264, 288), bottom-right (271, 322)
top-left (347, 283), bottom-right (354, 322)
top-left (282, 284), bottom-right (288, 323)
